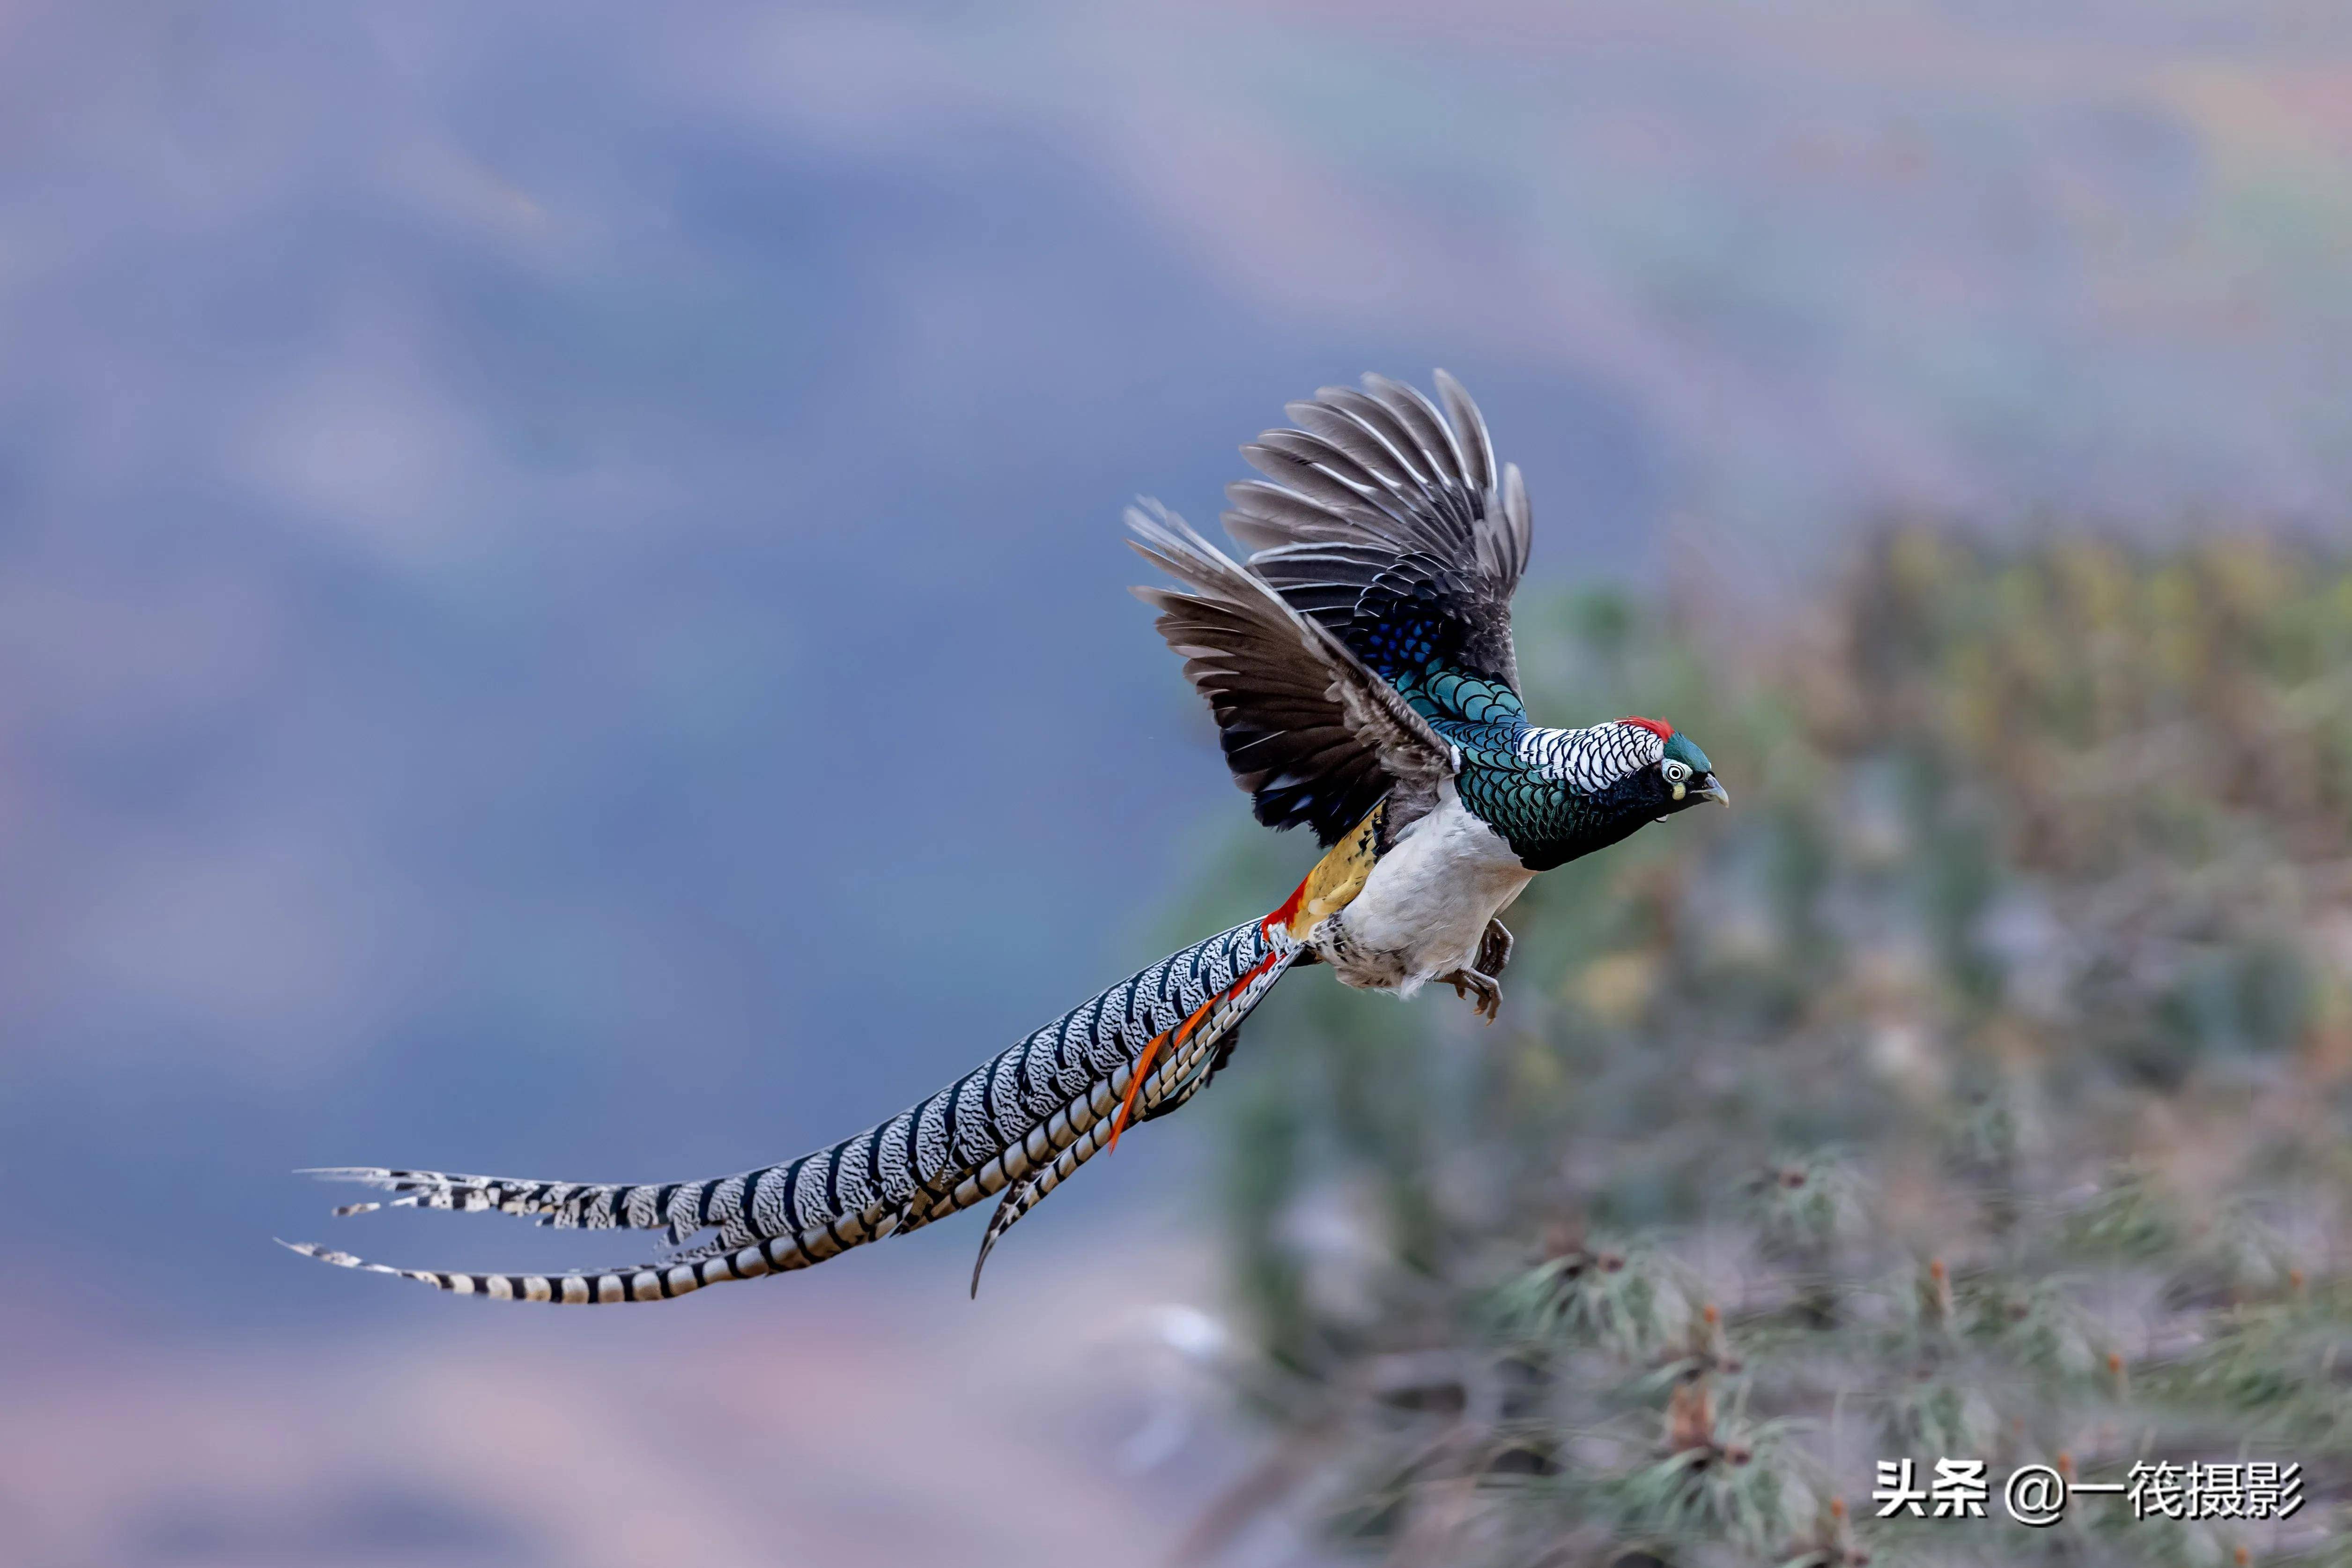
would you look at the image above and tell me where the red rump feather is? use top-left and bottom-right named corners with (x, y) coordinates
top-left (1616, 715), bottom-right (1675, 741)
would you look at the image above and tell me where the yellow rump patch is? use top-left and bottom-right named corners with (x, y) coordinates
top-left (1279, 801), bottom-right (1384, 939)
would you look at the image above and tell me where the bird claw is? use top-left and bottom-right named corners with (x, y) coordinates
top-left (1445, 968), bottom-right (1503, 1024)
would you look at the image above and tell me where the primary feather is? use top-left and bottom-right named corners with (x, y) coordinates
top-left (1227, 370), bottom-right (1527, 694)
top-left (1128, 501), bottom-right (1455, 846)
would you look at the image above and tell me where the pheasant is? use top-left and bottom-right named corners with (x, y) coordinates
top-left (286, 372), bottom-right (1726, 1303)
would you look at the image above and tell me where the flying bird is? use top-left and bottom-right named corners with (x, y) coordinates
top-left (286, 372), bottom-right (1726, 1304)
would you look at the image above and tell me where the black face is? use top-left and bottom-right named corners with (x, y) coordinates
top-left (1650, 755), bottom-right (1729, 822)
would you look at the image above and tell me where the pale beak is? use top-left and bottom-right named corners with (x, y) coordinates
top-left (1693, 773), bottom-right (1730, 807)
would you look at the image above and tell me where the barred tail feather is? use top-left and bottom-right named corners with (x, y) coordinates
top-left (298, 1167), bottom-right (716, 1238)
top-left (287, 920), bottom-right (1302, 1303)
top-left (278, 965), bottom-right (1277, 1306)
top-left (286, 805), bottom-right (1382, 1302)
top-left (969, 963), bottom-right (1258, 1298)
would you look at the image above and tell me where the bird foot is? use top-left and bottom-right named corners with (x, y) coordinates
top-left (1444, 967), bottom-right (1503, 1024)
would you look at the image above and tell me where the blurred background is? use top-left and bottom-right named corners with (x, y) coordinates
top-left (2, 3), bottom-right (2348, 1564)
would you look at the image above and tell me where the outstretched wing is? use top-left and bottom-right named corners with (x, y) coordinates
top-left (1129, 502), bottom-right (1456, 846)
top-left (1224, 371), bottom-right (1531, 696)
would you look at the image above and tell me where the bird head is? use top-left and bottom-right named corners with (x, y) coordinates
top-left (1654, 729), bottom-right (1729, 816)
top-left (1595, 716), bottom-right (1728, 822)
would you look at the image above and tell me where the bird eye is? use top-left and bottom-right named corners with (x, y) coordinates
top-left (1662, 759), bottom-right (1690, 785)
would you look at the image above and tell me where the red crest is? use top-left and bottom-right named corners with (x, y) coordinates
top-left (1616, 715), bottom-right (1675, 741)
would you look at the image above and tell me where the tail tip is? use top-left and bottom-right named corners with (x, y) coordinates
top-left (277, 1238), bottom-right (362, 1269)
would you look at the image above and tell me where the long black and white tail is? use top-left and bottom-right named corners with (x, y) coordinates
top-left (286, 807), bottom-right (1381, 1303)
top-left (287, 927), bottom-right (1319, 1303)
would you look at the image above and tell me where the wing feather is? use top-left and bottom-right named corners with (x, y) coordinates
top-left (1128, 503), bottom-right (1453, 845)
top-left (1223, 372), bottom-right (1528, 694)
top-left (1221, 481), bottom-right (1358, 552)
top-left (1361, 375), bottom-right (1473, 518)
top-left (1433, 369), bottom-right (1498, 493)
top-left (1316, 389), bottom-right (1472, 543)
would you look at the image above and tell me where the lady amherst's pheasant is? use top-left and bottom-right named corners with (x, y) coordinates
top-left (287, 372), bottom-right (1726, 1303)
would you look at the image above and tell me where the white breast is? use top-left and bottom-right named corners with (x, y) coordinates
top-left (1310, 783), bottom-right (1534, 998)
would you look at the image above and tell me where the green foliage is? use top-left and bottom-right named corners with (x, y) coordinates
top-left (1196, 534), bottom-right (2352, 1567)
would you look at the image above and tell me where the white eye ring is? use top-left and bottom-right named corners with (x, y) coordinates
top-left (1662, 759), bottom-right (1691, 785)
